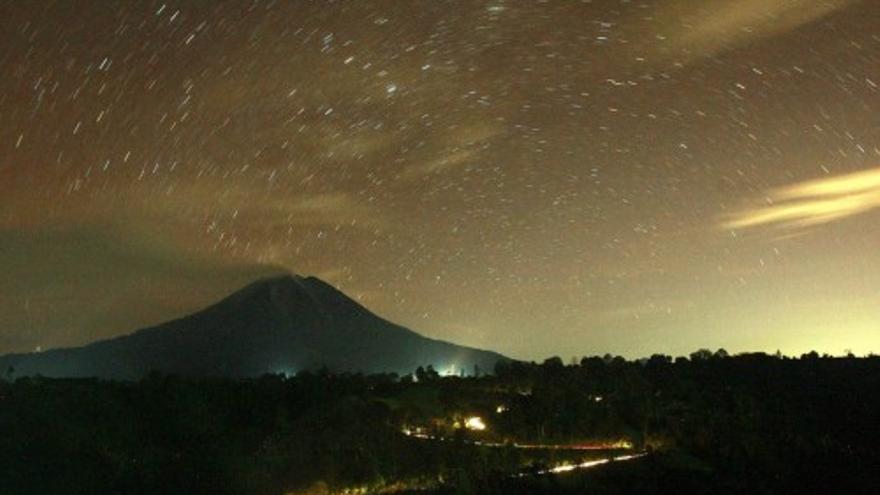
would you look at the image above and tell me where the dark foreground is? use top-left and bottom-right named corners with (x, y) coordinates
top-left (2, 351), bottom-right (879, 494)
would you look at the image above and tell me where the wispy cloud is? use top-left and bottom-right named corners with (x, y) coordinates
top-left (722, 167), bottom-right (880, 230)
top-left (660, 0), bottom-right (855, 62)
top-left (401, 149), bottom-right (478, 180)
top-left (400, 122), bottom-right (504, 180)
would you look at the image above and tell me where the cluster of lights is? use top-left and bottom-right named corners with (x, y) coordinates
top-left (401, 426), bottom-right (431, 439)
top-left (463, 416), bottom-right (487, 431)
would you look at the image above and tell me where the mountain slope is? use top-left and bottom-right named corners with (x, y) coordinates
top-left (0, 275), bottom-right (509, 380)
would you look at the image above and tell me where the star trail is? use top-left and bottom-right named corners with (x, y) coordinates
top-left (1, 0), bottom-right (878, 359)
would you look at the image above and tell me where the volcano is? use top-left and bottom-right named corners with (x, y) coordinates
top-left (0, 275), bottom-right (508, 380)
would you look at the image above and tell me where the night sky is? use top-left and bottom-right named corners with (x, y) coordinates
top-left (2, 0), bottom-right (878, 360)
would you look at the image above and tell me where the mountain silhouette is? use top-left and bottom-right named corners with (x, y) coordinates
top-left (0, 275), bottom-right (508, 380)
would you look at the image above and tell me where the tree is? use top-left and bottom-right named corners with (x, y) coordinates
top-left (801, 351), bottom-right (820, 361)
top-left (415, 365), bottom-right (439, 382)
top-left (425, 365), bottom-right (439, 380)
top-left (580, 356), bottom-right (605, 372)
top-left (415, 366), bottom-right (427, 382)
top-left (541, 356), bottom-right (564, 373)
top-left (647, 354), bottom-right (672, 368)
top-left (690, 349), bottom-right (713, 361)
top-left (493, 360), bottom-right (511, 379)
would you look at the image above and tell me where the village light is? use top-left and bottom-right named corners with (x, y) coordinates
top-left (464, 416), bottom-right (486, 431)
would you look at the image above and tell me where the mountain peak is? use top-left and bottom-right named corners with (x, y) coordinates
top-left (240, 273), bottom-right (335, 293)
top-left (245, 272), bottom-right (307, 289)
top-left (230, 274), bottom-right (351, 313)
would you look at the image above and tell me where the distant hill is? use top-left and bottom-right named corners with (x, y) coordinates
top-left (0, 275), bottom-right (508, 380)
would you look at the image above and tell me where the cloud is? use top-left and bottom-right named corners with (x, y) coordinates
top-left (400, 122), bottom-right (504, 180)
top-left (659, 0), bottom-right (855, 62)
top-left (0, 175), bottom-right (391, 354)
top-left (278, 192), bottom-right (388, 228)
top-left (401, 149), bottom-right (478, 180)
top-left (722, 166), bottom-right (880, 230)
top-left (0, 224), bottom-right (285, 353)
top-left (158, 185), bottom-right (390, 231)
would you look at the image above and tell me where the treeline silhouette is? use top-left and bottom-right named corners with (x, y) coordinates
top-left (1, 351), bottom-right (879, 494)
top-left (487, 350), bottom-right (880, 494)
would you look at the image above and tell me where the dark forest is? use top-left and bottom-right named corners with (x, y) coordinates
top-left (3, 351), bottom-right (878, 494)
